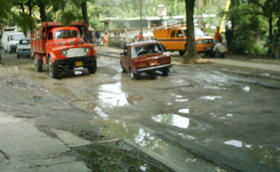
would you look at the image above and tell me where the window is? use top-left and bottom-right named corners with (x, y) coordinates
top-left (170, 30), bottom-right (176, 38)
top-left (55, 30), bottom-right (79, 39)
top-left (133, 43), bottom-right (164, 57)
top-left (48, 32), bottom-right (53, 40)
top-left (20, 39), bottom-right (30, 45)
top-left (177, 30), bottom-right (183, 37)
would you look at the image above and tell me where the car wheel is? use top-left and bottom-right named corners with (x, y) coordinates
top-left (88, 59), bottom-right (97, 73)
top-left (120, 60), bottom-right (127, 73)
top-left (179, 50), bottom-right (185, 56)
top-left (48, 57), bottom-right (58, 78)
top-left (34, 54), bottom-right (42, 72)
top-left (162, 70), bottom-right (169, 76)
top-left (130, 69), bottom-right (138, 80)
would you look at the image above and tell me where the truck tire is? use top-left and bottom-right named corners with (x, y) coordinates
top-left (34, 54), bottom-right (42, 72)
top-left (162, 69), bottom-right (169, 76)
top-left (48, 57), bottom-right (58, 78)
top-left (88, 59), bottom-right (97, 74)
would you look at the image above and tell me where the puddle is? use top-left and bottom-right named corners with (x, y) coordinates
top-left (98, 82), bottom-right (129, 107)
top-left (71, 141), bottom-right (169, 172)
top-left (95, 106), bottom-right (109, 120)
top-left (200, 96), bottom-right (222, 101)
top-left (224, 139), bottom-right (252, 149)
top-left (243, 86), bottom-right (250, 92)
top-left (72, 99), bottom-right (97, 111)
top-left (152, 114), bottom-right (198, 129)
top-left (250, 145), bottom-right (280, 168)
top-left (93, 118), bottom-right (217, 171)
top-left (176, 99), bottom-right (189, 102)
top-left (178, 108), bottom-right (190, 114)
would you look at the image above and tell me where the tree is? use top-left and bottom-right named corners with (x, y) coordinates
top-left (183, 0), bottom-right (199, 63)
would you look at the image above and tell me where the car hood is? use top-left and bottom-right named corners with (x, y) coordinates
top-left (196, 36), bottom-right (214, 40)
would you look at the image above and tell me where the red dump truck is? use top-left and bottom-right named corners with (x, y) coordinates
top-left (31, 22), bottom-right (97, 78)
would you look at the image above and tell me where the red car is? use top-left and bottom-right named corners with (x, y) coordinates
top-left (120, 41), bottom-right (172, 80)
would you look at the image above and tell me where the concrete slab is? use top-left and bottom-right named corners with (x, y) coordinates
top-left (0, 112), bottom-right (69, 158)
top-left (52, 129), bottom-right (92, 147)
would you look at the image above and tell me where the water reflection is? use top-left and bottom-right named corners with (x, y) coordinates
top-left (178, 108), bottom-right (190, 114)
top-left (224, 139), bottom-right (252, 149)
top-left (152, 114), bottom-right (197, 129)
top-left (243, 86), bottom-right (250, 92)
top-left (98, 82), bottom-right (129, 107)
top-left (200, 96), bottom-right (222, 101)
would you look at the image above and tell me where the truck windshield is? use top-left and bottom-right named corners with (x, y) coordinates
top-left (183, 28), bottom-right (206, 37)
top-left (132, 43), bottom-right (164, 58)
top-left (55, 30), bottom-right (79, 39)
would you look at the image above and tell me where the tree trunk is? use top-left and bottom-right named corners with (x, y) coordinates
top-left (268, 16), bottom-right (273, 57)
top-left (81, 1), bottom-right (89, 42)
top-left (184, 0), bottom-right (198, 63)
top-left (38, 1), bottom-right (47, 22)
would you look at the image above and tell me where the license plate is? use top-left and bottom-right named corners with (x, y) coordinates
top-left (149, 60), bottom-right (158, 66)
top-left (75, 61), bottom-right (83, 67)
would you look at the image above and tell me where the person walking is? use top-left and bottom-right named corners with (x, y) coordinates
top-left (225, 25), bottom-right (233, 53)
top-left (214, 26), bottom-right (222, 43)
top-left (104, 33), bottom-right (109, 47)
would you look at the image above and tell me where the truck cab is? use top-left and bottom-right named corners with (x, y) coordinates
top-left (31, 22), bottom-right (97, 78)
top-left (154, 25), bottom-right (214, 56)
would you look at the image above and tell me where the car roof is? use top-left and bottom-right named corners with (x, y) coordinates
top-left (127, 40), bottom-right (160, 47)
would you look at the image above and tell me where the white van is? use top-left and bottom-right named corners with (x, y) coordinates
top-left (2, 31), bottom-right (25, 53)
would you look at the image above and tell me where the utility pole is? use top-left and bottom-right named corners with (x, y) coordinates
top-left (140, 0), bottom-right (143, 40)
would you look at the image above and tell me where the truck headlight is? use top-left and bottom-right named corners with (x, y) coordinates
top-left (61, 50), bottom-right (67, 55)
top-left (84, 48), bottom-right (90, 53)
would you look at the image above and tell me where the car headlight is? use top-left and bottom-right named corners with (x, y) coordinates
top-left (61, 50), bottom-right (68, 55)
top-left (84, 47), bottom-right (90, 53)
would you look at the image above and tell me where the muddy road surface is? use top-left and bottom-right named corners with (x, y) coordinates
top-left (0, 51), bottom-right (280, 172)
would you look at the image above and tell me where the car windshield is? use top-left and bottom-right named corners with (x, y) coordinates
top-left (10, 34), bottom-right (25, 41)
top-left (20, 39), bottom-right (30, 45)
top-left (55, 30), bottom-right (79, 39)
top-left (183, 28), bottom-right (206, 37)
top-left (132, 43), bottom-right (164, 58)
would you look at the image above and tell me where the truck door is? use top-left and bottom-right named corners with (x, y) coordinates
top-left (176, 30), bottom-right (186, 50)
top-left (169, 30), bottom-right (177, 50)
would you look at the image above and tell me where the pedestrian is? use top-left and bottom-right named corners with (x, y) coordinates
top-left (213, 40), bottom-right (227, 58)
top-left (225, 25), bottom-right (233, 53)
top-left (95, 30), bottom-right (101, 45)
top-left (137, 32), bottom-right (144, 41)
top-left (214, 26), bottom-right (222, 43)
top-left (104, 33), bottom-right (109, 47)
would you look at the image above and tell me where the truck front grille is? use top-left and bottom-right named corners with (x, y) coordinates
top-left (66, 48), bottom-right (87, 58)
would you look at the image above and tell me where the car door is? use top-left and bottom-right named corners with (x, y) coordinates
top-left (121, 46), bottom-right (129, 71)
top-left (176, 29), bottom-right (185, 50)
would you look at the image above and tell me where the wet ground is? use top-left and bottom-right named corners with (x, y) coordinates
top-left (0, 50), bottom-right (280, 172)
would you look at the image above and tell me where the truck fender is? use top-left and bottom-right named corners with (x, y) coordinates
top-left (47, 52), bottom-right (56, 63)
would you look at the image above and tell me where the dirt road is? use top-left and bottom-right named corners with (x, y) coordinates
top-left (0, 51), bottom-right (279, 171)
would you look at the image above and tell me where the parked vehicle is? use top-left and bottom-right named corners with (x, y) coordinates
top-left (16, 39), bottom-right (31, 58)
top-left (153, 24), bottom-right (214, 56)
top-left (120, 40), bottom-right (172, 80)
top-left (2, 31), bottom-right (25, 53)
top-left (31, 22), bottom-right (97, 78)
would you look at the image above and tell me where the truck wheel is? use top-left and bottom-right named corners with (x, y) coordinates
top-left (48, 57), bottom-right (58, 78)
top-left (34, 54), bottom-right (42, 72)
top-left (88, 59), bottom-right (97, 73)
top-left (120, 60), bottom-right (127, 73)
top-left (130, 69), bottom-right (138, 80)
top-left (162, 69), bottom-right (169, 76)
